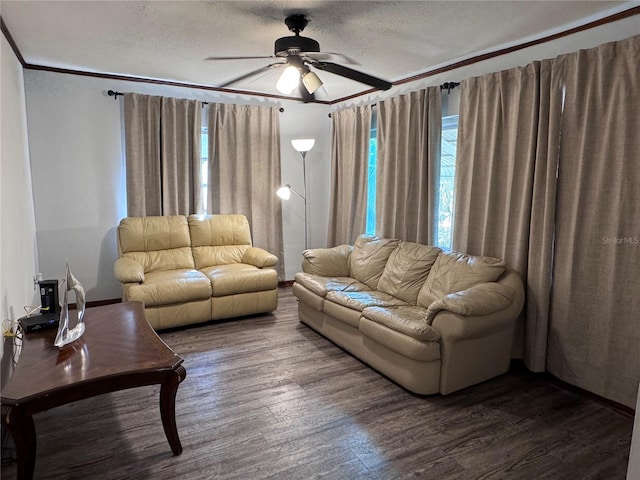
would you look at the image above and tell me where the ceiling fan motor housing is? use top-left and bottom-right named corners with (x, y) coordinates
top-left (275, 36), bottom-right (320, 56)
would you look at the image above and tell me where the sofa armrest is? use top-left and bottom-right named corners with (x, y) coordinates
top-left (430, 274), bottom-right (524, 342)
top-left (242, 247), bottom-right (278, 268)
top-left (301, 245), bottom-right (353, 277)
top-left (114, 257), bottom-right (145, 283)
top-left (426, 282), bottom-right (514, 324)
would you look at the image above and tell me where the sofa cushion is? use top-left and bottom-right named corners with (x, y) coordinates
top-left (359, 318), bottom-right (441, 362)
top-left (118, 216), bottom-right (195, 272)
top-left (201, 263), bottom-right (278, 297)
top-left (188, 214), bottom-right (252, 246)
top-left (126, 269), bottom-right (211, 306)
top-left (192, 245), bottom-right (250, 269)
top-left (189, 214), bottom-right (253, 268)
top-left (326, 290), bottom-right (406, 312)
top-left (118, 215), bottom-right (191, 253)
top-left (377, 242), bottom-right (442, 304)
top-left (418, 251), bottom-right (506, 307)
top-left (302, 245), bottom-right (353, 277)
top-left (294, 272), bottom-right (370, 298)
top-left (362, 306), bottom-right (441, 342)
top-left (123, 248), bottom-right (195, 274)
top-left (349, 235), bottom-right (400, 290)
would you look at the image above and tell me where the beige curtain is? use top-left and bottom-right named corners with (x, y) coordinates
top-left (207, 103), bottom-right (284, 278)
top-left (124, 93), bottom-right (161, 216)
top-left (548, 36), bottom-right (640, 408)
top-left (327, 105), bottom-right (372, 246)
top-left (453, 60), bottom-right (563, 370)
top-left (160, 97), bottom-right (202, 215)
top-left (376, 88), bottom-right (441, 244)
top-left (124, 93), bottom-right (202, 216)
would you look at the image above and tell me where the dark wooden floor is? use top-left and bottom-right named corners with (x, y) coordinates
top-left (2, 287), bottom-right (634, 479)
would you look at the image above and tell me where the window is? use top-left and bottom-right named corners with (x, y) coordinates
top-left (365, 109), bottom-right (377, 235)
top-left (200, 127), bottom-right (209, 214)
top-left (364, 112), bottom-right (459, 248)
top-left (436, 115), bottom-right (459, 250)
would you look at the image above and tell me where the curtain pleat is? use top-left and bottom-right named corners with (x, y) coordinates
top-left (453, 60), bottom-right (563, 370)
top-left (376, 88), bottom-right (441, 244)
top-left (548, 36), bottom-right (640, 408)
top-left (160, 97), bottom-right (202, 215)
top-left (327, 105), bottom-right (371, 246)
top-left (124, 93), bottom-right (201, 216)
top-left (207, 103), bottom-right (284, 279)
top-left (124, 93), bottom-right (162, 216)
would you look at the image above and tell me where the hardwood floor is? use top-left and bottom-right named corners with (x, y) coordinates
top-left (2, 287), bottom-right (634, 479)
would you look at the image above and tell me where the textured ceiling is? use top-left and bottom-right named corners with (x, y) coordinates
top-left (1, 1), bottom-right (635, 102)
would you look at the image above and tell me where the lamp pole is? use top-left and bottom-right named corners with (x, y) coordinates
top-left (280, 138), bottom-right (315, 252)
top-left (300, 150), bottom-right (308, 250)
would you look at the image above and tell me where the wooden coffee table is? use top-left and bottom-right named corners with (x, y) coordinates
top-left (1, 301), bottom-right (186, 480)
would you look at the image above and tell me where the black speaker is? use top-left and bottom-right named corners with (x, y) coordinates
top-left (39, 279), bottom-right (60, 314)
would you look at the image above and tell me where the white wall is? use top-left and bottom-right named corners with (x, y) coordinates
top-left (278, 102), bottom-right (332, 278)
top-left (1, 34), bottom-right (38, 379)
top-left (23, 72), bottom-right (331, 297)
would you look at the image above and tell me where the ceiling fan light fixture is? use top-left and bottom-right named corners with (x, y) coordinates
top-left (276, 65), bottom-right (300, 94)
top-left (301, 71), bottom-right (323, 94)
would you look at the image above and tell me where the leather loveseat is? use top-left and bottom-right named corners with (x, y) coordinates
top-left (293, 235), bottom-right (524, 395)
top-left (114, 214), bottom-right (279, 330)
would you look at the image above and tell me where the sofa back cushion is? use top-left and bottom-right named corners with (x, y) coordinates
top-left (377, 242), bottom-right (442, 304)
top-left (188, 214), bottom-right (252, 268)
top-left (118, 216), bottom-right (194, 273)
top-left (302, 245), bottom-right (353, 277)
top-left (349, 235), bottom-right (400, 290)
top-left (417, 251), bottom-right (506, 307)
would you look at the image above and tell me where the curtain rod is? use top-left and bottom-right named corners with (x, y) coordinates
top-left (440, 82), bottom-right (460, 93)
top-left (107, 89), bottom-right (285, 112)
top-left (327, 81), bottom-right (460, 117)
top-left (108, 89), bottom-right (209, 105)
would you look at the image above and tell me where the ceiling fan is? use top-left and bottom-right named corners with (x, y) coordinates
top-left (206, 14), bottom-right (393, 101)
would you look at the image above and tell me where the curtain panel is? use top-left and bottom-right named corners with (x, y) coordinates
top-left (453, 60), bottom-right (563, 370)
top-left (207, 103), bottom-right (284, 279)
top-left (547, 36), bottom-right (640, 408)
top-left (453, 34), bottom-right (640, 408)
top-left (124, 93), bottom-right (202, 216)
top-left (376, 88), bottom-right (441, 244)
top-left (327, 105), bottom-right (372, 246)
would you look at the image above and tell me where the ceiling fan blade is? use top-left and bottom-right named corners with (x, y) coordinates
top-left (302, 52), bottom-right (360, 65)
top-left (312, 62), bottom-right (393, 91)
top-left (205, 55), bottom-right (277, 61)
top-left (218, 63), bottom-right (285, 88)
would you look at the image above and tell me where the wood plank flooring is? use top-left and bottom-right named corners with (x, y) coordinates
top-left (1, 287), bottom-right (634, 479)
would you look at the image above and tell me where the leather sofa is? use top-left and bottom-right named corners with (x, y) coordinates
top-left (293, 235), bottom-right (524, 395)
top-left (114, 214), bottom-right (279, 330)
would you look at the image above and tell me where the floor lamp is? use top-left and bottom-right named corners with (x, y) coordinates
top-left (277, 138), bottom-right (315, 250)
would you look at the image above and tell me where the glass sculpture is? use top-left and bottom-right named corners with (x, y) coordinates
top-left (54, 260), bottom-right (86, 348)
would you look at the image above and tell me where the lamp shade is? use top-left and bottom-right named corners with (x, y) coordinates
top-left (276, 185), bottom-right (292, 200)
top-left (302, 71), bottom-right (323, 94)
top-left (276, 66), bottom-right (300, 94)
top-left (291, 138), bottom-right (315, 153)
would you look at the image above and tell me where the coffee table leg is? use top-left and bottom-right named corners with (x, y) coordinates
top-left (159, 365), bottom-right (186, 455)
top-left (2, 405), bottom-right (37, 480)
